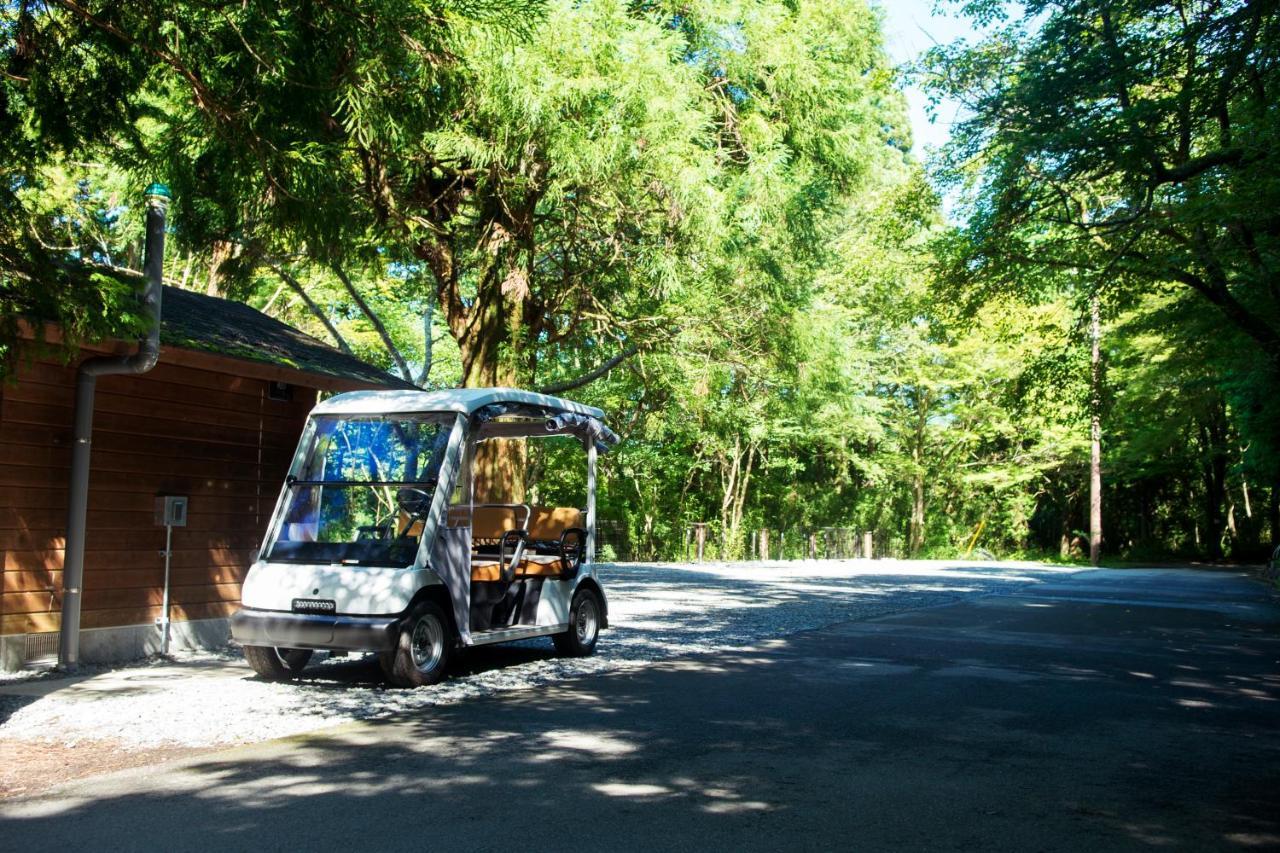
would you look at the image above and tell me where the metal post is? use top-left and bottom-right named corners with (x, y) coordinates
top-left (160, 522), bottom-right (173, 655)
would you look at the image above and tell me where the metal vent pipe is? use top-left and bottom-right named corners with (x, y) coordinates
top-left (57, 184), bottom-right (170, 670)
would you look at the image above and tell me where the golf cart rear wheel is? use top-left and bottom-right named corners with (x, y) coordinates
top-left (244, 645), bottom-right (313, 681)
top-left (554, 588), bottom-right (601, 657)
top-left (381, 600), bottom-right (452, 688)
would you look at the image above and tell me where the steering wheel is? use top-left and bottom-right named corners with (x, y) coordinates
top-left (395, 486), bottom-right (436, 537)
top-left (396, 483), bottom-right (437, 512)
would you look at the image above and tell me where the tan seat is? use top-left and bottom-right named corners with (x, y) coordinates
top-left (470, 554), bottom-right (565, 582)
top-left (447, 505), bottom-right (581, 540)
top-left (454, 504), bottom-right (581, 582)
top-left (448, 505), bottom-right (523, 540)
top-left (470, 560), bottom-right (504, 582)
top-left (528, 506), bottom-right (583, 541)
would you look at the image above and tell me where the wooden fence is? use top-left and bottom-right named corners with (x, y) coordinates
top-left (595, 520), bottom-right (897, 563)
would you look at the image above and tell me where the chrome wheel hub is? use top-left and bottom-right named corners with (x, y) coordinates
top-left (411, 614), bottom-right (444, 672)
top-left (575, 598), bottom-right (599, 645)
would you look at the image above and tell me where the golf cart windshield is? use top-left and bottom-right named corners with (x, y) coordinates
top-left (267, 413), bottom-right (453, 566)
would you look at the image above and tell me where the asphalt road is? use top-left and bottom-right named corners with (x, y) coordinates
top-left (3, 566), bottom-right (1278, 852)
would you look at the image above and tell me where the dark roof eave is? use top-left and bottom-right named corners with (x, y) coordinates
top-left (159, 345), bottom-right (415, 392)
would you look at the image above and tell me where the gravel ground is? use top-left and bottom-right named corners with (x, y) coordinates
top-left (0, 560), bottom-right (1072, 753)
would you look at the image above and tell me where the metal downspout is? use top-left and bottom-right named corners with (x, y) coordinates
top-left (57, 184), bottom-right (170, 670)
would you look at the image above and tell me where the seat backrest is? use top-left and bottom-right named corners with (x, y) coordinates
top-left (528, 506), bottom-right (583, 541)
top-left (448, 505), bottom-right (523, 541)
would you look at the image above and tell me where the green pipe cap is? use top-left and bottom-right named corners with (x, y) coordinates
top-left (143, 182), bottom-right (172, 200)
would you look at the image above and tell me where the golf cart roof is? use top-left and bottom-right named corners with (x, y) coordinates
top-left (313, 387), bottom-right (606, 419)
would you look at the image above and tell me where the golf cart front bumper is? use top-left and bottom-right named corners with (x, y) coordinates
top-left (231, 608), bottom-right (400, 652)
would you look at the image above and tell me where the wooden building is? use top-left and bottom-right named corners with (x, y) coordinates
top-left (0, 286), bottom-right (408, 670)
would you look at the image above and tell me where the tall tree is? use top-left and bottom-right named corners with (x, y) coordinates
top-left (924, 1), bottom-right (1280, 364)
top-left (1089, 292), bottom-right (1103, 565)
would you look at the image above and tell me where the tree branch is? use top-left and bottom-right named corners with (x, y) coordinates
top-left (416, 290), bottom-right (434, 387)
top-left (331, 264), bottom-right (415, 383)
top-left (1155, 147), bottom-right (1249, 185)
top-left (538, 344), bottom-right (640, 395)
top-left (269, 264), bottom-right (355, 356)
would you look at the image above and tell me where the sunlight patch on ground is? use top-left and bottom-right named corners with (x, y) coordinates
top-left (592, 782), bottom-right (672, 798)
top-left (539, 730), bottom-right (637, 756)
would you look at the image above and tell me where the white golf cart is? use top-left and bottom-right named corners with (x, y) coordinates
top-left (230, 388), bottom-right (617, 687)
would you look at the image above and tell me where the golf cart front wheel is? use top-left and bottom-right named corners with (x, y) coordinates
top-left (381, 600), bottom-right (452, 688)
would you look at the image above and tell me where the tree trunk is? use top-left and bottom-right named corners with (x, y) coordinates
top-left (718, 438), bottom-right (740, 545)
top-left (454, 225), bottom-right (533, 504)
top-left (179, 250), bottom-right (194, 289)
top-left (908, 390), bottom-right (930, 557)
top-left (1241, 465), bottom-right (1253, 519)
top-left (464, 343), bottom-right (527, 504)
top-left (419, 193), bottom-right (540, 505)
top-left (1205, 458), bottom-right (1226, 560)
top-left (1198, 406), bottom-right (1229, 561)
top-left (1137, 482), bottom-right (1152, 546)
top-left (1059, 491), bottom-right (1074, 559)
top-left (1089, 294), bottom-right (1103, 566)
top-left (205, 240), bottom-right (235, 296)
top-left (909, 471), bottom-right (926, 556)
top-left (1268, 482), bottom-right (1279, 550)
top-left (717, 437), bottom-right (755, 558)
top-left (416, 292), bottom-right (434, 387)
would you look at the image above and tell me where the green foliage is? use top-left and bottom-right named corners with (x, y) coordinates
top-left (4, 0), bottom-right (1277, 563)
top-left (921, 0), bottom-right (1280, 560)
top-left (1, 0), bottom-right (542, 344)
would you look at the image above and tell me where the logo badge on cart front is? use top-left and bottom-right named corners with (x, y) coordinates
top-left (292, 598), bottom-right (337, 614)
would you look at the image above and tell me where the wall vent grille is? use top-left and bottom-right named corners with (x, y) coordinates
top-left (24, 632), bottom-right (59, 666)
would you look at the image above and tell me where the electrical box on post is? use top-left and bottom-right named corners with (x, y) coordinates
top-left (155, 496), bottom-right (189, 528)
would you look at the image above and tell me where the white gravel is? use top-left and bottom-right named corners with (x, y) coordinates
top-left (0, 560), bottom-right (1073, 750)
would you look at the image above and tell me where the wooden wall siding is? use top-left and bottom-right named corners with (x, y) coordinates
top-left (0, 353), bottom-right (316, 635)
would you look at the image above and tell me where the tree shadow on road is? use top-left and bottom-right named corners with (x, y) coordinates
top-left (4, 587), bottom-right (1280, 852)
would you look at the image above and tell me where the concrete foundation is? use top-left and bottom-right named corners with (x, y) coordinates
top-left (0, 618), bottom-right (232, 672)
top-left (0, 634), bottom-right (24, 672)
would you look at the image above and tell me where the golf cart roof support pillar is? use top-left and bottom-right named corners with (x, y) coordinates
top-left (586, 440), bottom-right (597, 564)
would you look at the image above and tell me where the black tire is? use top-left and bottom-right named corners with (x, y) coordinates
top-left (381, 600), bottom-right (453, 688)
top-left (554, 587), bottom-right (602, 657)
top-left (244, 645), bottom-right (313, 680)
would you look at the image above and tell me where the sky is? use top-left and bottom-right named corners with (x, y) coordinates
top-left (874, 0), bottom-right (983, 156)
